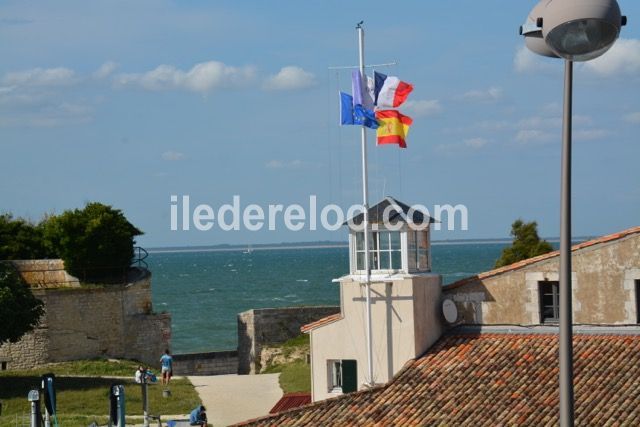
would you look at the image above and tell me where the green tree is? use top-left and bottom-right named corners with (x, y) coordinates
top-left (0, 214), bottom-right (52, 260)
top-left (50, 203), bottom-right (143, 283)
top-left (495, 219), bottom-right (554, 268)
top-left (0, 262), bottom-right (45, 344)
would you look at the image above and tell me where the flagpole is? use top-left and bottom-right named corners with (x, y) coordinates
top-left (357, 21), bottom-right (374, 388)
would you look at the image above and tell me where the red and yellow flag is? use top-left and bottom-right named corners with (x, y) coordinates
top-left (375, 110), bottom-right (413, 148)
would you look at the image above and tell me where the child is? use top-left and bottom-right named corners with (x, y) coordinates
top-left (160, 349), bottom-right (173, 386)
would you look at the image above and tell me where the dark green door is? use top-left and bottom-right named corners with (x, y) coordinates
top-left (341, 360), bottom-right (357, 393)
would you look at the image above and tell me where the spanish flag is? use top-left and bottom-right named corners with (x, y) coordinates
top-left (375, 110), bottom-right (413, 148)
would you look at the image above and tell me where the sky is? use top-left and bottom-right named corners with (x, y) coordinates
top-left (1, 0), bottom-right (639, 248)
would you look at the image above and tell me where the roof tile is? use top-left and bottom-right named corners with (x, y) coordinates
top-left (235, 331), bottom-right (640, 426)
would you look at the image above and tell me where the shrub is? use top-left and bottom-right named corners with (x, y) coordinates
top-left (49, 203), bottom-right (143, 283)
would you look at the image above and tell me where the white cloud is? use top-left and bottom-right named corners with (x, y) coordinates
top-left (574, 129), bottom-right (609, 141)
top-left (584, 38), bottom-right (640, 76)
top-left (2, 67), bottom-right (77, 87)
top-left (114, 60), bottom-right (256, 93)
top-left (515, 129), bottom-right (554, 144)
top-left (514, 45), bottom-right (556, 74)
top-left (93, 61), bottom-right (118, 79)
top-left (403, 99), bottom-right (442, 117)
top-left (263, 66), bottom-right (316, 91)
top-left (624, 112), bottom-right (640, 124)
top-left (162, 151), bottom-right (185, 161)
top-left (461, 86), bottom-right (502, 101)
top-left (0, 102), bottom-right (93, 128)
top-left (464, 138), bottom-right (488, 149)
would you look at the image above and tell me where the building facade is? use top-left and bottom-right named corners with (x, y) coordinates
top-left (443, 226), bottom-right (640, 325)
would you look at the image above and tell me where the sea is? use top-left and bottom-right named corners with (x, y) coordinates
top-left (147, 242), bottom-right (512, 354)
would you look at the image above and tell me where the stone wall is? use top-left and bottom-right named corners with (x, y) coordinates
top-left (173, 351), bottom-right (238, 375)
top-left (443, 233), bottom-right (640, 325)
top-left (0, 261), bottom-right (171, 370)
top-left (11, 259), bottom-right (80, 288)
top-left (237, 306), bottom-right (340, 374)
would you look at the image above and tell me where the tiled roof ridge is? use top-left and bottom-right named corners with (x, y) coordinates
top-left (444, 225), bottom-right (640, 290)
top-left (238, 331), bottom-right (640, 426)
top-left (300, 312), bottom-right (343, 333)
top-left (444, 332), bottom-right (640, 339)
top-left (233, 357), bottom-right (416, 426)
top-left (232, 385), bottom-right (387, 426)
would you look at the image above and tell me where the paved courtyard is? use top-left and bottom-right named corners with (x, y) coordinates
top-left (188, 374), bottom-right (282, 426)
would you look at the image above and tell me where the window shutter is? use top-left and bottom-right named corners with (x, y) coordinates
top-left (341, 360), bottom-right (358, 393)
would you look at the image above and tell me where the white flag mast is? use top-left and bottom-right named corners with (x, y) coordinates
top-left (356, 21), bottom-right (375, 388)
top-left (328, 21), bottom-right (396, 388)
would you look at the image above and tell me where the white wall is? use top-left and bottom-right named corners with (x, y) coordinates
top-left (310, 274), bottom-right (442, 402)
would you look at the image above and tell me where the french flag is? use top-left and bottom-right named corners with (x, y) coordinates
top-left (374, 71), bottom-right (413, 108)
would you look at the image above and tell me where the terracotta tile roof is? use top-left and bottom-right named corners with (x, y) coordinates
top-left (445, 225), bottom-right (640, 290)
top-left (300, 313), bottom-right (342, 333)
top-left (235, 331), bottom-right (640, 426)
top-left (269, 393), bottom-right (312, 414)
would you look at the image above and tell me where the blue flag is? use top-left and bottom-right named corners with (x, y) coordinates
top-left (340, 92), bottom-right (355, 125)
top-left (340, 91), bottom-right (379, 129)
top-left (354, 105), bottom-right (379, 129)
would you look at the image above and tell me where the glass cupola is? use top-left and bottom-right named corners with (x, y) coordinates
top-left (346, 197), bottom-right (433, 275)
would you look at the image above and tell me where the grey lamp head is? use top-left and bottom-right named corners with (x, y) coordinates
top-left (522, 1), bottom-right (560, 58)
top-left (522, 0), bottom-right (625, 61)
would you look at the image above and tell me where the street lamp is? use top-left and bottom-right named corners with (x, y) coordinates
top-left (520, 1), bottom-right (626, 426)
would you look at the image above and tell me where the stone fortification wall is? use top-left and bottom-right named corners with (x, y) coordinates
top-left (0, 260), bottom-right (171, 370)
top-left (172, 351), bottom-right (238, 376)
top-left (237, 306), bottom-right (340, 374)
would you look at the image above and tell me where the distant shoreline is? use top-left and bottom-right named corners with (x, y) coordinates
top-left (146, 236), bottom-right (592, 254)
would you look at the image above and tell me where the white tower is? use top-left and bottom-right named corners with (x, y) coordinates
top-left (304, 197), bottom-right (443, 402)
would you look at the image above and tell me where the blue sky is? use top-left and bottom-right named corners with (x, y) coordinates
top-left (1, 0), bottom-right (639, 247)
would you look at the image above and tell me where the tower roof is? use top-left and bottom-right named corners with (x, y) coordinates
top-left (345, 196), bottom-right (435, 227)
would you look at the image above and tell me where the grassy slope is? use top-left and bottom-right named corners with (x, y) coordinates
top-left (261, 334), bottom-right (311, 394)
top-left (0, 359), bottom-right (200, 427)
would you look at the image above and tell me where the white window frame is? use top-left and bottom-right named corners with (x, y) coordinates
top-left (327, 360), bottom-right (343, 393)
top-left (351, 228), bottom-right (404, 274)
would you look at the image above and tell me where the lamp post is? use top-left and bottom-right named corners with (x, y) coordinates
top-left (520, 1), bottom-right (626, 425)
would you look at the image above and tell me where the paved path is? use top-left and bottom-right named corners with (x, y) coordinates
top-left (188, 374), bottom-right (282, 426)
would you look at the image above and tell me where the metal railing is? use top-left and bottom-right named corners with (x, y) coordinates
top-left (132, 246), bottom-right (149, 270)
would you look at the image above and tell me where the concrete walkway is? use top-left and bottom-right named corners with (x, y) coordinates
top-left (188, 374), bottom-right (282, 426)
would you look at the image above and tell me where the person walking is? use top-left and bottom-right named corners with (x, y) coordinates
top-left (160, 349), bottom-right (173, 386)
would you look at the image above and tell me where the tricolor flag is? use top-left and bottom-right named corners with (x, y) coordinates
top-left (374, 71), bottom-right (413, 108)
top-left (375, 110), bottom-right (413, 148)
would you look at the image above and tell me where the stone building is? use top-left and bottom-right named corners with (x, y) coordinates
top-left (443, 226), bottom-right (640, 325)
top-left (0, 260), bottom-right (171, 370)
top-left (299, 206), bottom-right (640, 405)
top-left (236, 225), bottom-right (640, 426)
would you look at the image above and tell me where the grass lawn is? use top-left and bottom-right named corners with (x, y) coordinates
top-left (0, 360), bottom-right (200, 427)
top-left (263, 361), bottom-right (311, 394)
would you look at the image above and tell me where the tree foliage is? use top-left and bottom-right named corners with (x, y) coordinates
top-left (1, 203), bottom-right (142, 283)
top-left (495, 219), bottom-right (554, 268)
top-left (0, 262), bottom-right (44, 344)
top-left (49, 203), bottom-right (143, 282)
top-left (0, 214), bottom-right (53, 260)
